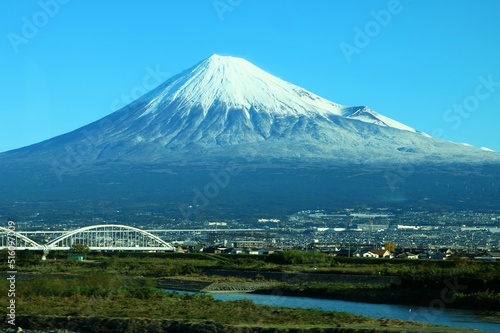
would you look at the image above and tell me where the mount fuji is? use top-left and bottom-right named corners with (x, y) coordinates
top-left (1, 54), bottom-right (499, 219)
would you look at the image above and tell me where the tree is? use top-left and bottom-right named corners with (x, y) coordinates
top-left (384, 241), bottom-right (396, 252)
top-left (71, 243), bottom-right (90, 253)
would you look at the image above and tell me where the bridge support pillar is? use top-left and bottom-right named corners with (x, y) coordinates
top-left (41, 247), bottom-right (49, 261)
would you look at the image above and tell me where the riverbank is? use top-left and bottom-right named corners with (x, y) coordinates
top-left (157, 269), bottom-right (500, 312)
top-left (252, 282), bottom-right (500, 311)
top-left (0, 273), bottom-right (484, 333)
top-left (157, 276), bottom-right (280, 293)
top-left (0, 315), bottom-right (486, 333)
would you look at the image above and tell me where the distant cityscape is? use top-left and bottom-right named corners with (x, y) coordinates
top-left (7, 208), bottom-right (500, 260)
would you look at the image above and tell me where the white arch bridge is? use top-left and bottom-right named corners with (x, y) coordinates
top-left (0, 224), bottom-right (176, 252)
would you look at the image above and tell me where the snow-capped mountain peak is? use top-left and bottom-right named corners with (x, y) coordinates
top-left (136, 54), bottom-right (420, 134)
top-left (140, 54), bottom-right (349, 119)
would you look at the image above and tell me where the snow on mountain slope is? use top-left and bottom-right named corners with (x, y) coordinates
top-left (139, 54), bottom-right (346, 119)
top-left (342, 106), bottom-right (417, 133)
top-left (137, 54), bottom-right (419, 134)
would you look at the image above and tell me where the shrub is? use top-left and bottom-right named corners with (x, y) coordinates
top-left (267, 250), bottom-right (334, 265)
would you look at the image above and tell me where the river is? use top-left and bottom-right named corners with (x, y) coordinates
top-left (172, 291), bottom-right (500, 332)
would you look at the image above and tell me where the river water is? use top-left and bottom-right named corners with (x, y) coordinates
top-left (204, 292), bottom-right (499, 332)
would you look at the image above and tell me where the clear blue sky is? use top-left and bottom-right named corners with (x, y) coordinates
top-left (1, 0), bottom-right (499, 153)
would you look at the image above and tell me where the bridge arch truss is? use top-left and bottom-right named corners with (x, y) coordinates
top-left (45, 224), bottom-right (175, 251)
top-left (0, 226), bottom-right (42, 250)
